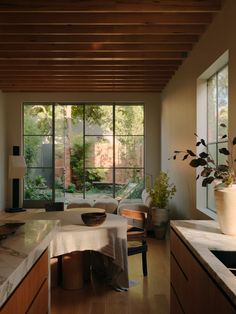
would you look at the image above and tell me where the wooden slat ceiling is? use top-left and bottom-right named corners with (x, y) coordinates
top-left (0, 0), bottom-right (222, 93)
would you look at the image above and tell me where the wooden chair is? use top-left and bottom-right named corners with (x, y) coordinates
top-left (121, 209), bottom-right (148, 276)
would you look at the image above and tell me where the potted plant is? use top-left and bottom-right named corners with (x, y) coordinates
top-left (147, 172), bottom-right (176, 239)
top-left (171, 123), bottom-right (236, 235)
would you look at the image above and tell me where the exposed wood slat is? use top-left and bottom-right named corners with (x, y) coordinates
top-left (0, 67), bottom-right (178, 72)
top-left (0, 34), bottom-right (199, 43)
top-left (0, 12), bottom-right (212, 25)
top-left (0, 0), bottom-right (222, 93)
top-left (0, 43), bottom-right (192, 52)
top-left (0, 51), bottom-right (187, 60)
top-left (0, 1), bottom-right (221, 13)
top-left (0, 59), bottom-right (182, 66)
top-left (0, 25), bottom-right (206, 35)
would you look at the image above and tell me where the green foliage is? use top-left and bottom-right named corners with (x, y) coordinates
top-left (148, 172), bottom-right (176, 208)
top-left (171, 124), bottom-right (236, 187)
top-left (70, 137), bottom-right (104, 190)
top-left (24, 176), bottom-right (51, 200)
top-left (64, 183), bottom-right (76, 193)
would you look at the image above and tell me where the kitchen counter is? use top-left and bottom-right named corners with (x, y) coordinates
top-left (171, 220), bottom-right (236, 308)
top-left (0, 219), bottom-right (59, 308)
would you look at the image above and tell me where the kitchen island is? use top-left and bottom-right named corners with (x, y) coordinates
top-left (0, 219), bottom-right (58, 313)
top-left (171, 220), bottom-right (236, 314)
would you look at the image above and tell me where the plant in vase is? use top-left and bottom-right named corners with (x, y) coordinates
top-left (147, 172), bottom-right (176, 239)
top-left (170, 123), bottom-right (236, 235)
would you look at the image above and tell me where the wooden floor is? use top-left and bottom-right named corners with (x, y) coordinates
top-left (51, 238), bottom-right (170, 314)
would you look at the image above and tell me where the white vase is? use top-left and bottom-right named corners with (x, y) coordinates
top-left (214, 184), bottom-right (236, 235)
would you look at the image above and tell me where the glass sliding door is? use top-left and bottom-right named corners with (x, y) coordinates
top-left (23, 102), bottom-right (144, 206)
top-left (23, 103), bottom-right (53, 206)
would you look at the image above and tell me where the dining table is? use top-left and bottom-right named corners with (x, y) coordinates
top-left (0, 208), bottom-right (129, 291)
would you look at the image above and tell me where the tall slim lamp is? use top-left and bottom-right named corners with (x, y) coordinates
top-left (7, 146), bottom-right (26, 212)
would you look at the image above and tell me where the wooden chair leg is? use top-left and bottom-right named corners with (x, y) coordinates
top-left (142, 252), bottom-right (147, 276)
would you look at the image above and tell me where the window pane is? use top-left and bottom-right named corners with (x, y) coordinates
top-left (24, 136), bottom-right (52, 168)
top-left (24, 104), bottom-right (52, 135)
top-left (24, 168), bottom-right (53, 200)
top-left (115, 169), bottom-right (144, 198)
top-left (115, 105), bottom-right (144, 135)
top-left (115, 136), bottom-right (144, 168)
top-left (207, 143), bottom-right (217, 211)
top-left (218, 66), bottom-right (228, 141)
top-left (85, 105), bottom-right (113, 135)
top-left (218, 142), bottom-right (228, 165)
top-left (207, 75), bottom-right (217, 143)
top-left (85, 168), bottom-right (113, 198)
top-left (85, 136), bottom-right (113, 168)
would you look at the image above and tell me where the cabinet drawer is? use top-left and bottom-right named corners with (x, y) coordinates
top-left (0, 249), bottom-right (48, 314)
top-left (27, 279), bottom-right (48, 314)
top-left (170, 285), bottom-right (184, 314)
top-left (170, 254), bottom-right (188, 311)
top-left (170, 229), bottom-right (191, 279)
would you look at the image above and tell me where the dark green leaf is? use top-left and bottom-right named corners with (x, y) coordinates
top-left (199, 152), bottom-right (208, 158)
top-left (217, 164), bottom-right (229, 172)
top-left (220, 123), bottom-right (226, 128)
top-left (183, 154), bottom-right (189, 160)
top-left (187, 149), bottom-right (196, 157)
top-left (173, 155), bottom-right (176, 160)
top-left (233, 137), bottom-right (236, 145)
top-left (221, 134), bottom-right (227, 139)
top-left (174, 150), bottom-right (180, 153)
top-left (194, 133), bottom-right (198, 137)
top-left (196, 141), bottom-right (201, 146)
top-left (219, 147), bottom-right (230, 155)
top-left (198, 158), bottom-right (207, 166)
top-left (201, 139), bottom-right (206, 147)
top-left (196, 174), bottom-right (200, 180)
top-left (202, 176), bottom-right (215, 187)
top-left (189, 159), bottom-right (200, 167)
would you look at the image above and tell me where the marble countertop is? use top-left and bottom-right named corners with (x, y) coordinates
top-left (0, 219), bottom-right (59, 308)
top-left (171, 220), bottom-right (236, 306)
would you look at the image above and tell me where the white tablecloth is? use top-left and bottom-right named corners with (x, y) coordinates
top-left (2, 210), bottom-right (129, 289)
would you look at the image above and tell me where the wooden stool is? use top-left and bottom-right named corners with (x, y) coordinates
top-left (62, 252), bottom-right (84, 290)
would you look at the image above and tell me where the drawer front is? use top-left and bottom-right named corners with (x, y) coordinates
top-left (170, 229), bottom-right (191, 278)
top-left (27, 279), bottom-right (48, 314)
top-left (170, 285), bottom-right (184, 314)
top-left (0, 249), bottom-right (48, 314)
top-left (170, 254), bottom-right (188, 312)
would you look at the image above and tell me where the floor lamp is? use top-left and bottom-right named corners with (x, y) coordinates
top-left (7, 147), bottom-right (26, 212)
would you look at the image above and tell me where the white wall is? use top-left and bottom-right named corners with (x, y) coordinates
top-left (0, 91), bottom-right (6, 210)
top-left (161, 0), bottom-right (236, 219)
top-left (4, 92), bottom-right (161, 206)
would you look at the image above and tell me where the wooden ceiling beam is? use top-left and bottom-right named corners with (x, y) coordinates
top-left (2, 89), bottom-right (162, 93)
top-left (0, 66), bottom-right (178, 72)
top-left (0, 34), bottom-right (199, 44)
top-left (0, 51), bottom-right (187, 60)
top-left (0, 24), bottom-right (206, 35)
top-left (0, 43), bottom-right (192, 52)
top-left (0, 1), bottom-right (221, 13)
top-left (0, 72), bottom-right (174, 77)
top-left (0, 59), bottom-right (182, 66)
top-left (0, 12), bottom-right (212, 25)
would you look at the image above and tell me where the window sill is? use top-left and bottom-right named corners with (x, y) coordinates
top-left (197, 207), bottom-right (217, 220)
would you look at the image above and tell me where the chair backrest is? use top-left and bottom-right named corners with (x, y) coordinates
top-left (121, 209), bottom-right (146, 229)
top-left (45, 202), bottom-right (64, 211)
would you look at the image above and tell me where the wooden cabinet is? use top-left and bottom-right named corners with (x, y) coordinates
top-left (0, 249), bottom-right (48, 314)
top-left (170, 228), bottom-right (236, 314)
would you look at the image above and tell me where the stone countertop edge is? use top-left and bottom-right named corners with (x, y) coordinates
top-left (171, 220), bottom-right (236, 307)
top-left (0, 219), bottom-right (59, 308)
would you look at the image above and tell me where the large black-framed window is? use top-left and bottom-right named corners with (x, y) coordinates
top-left (23, 102), bottom-right (145, 206)
top-left (207, 65), bottom-right (228, 211)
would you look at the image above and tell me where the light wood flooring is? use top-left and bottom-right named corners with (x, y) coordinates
top-left (51, 238), bottom-right (170, 314)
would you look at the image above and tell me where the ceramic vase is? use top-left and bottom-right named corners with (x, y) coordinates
top-left (151, 207), bottom-right (169, 239)
top-left (214, 185), bottom-right (236, 235)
